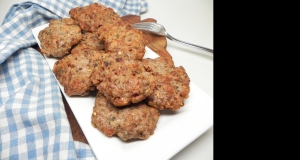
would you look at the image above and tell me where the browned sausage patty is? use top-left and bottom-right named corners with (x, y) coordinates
top-left (97, 21), bottom-right (146, 60)
top-left (143, 57), bottom-right (190, 110)
top-left (91, 92), bottom-right (160, 141)
top-left (38, 18), bottom-right (82, 57)
top-left (69, 3), bottom-right (120, 32)
top-left (91, 55), bottom-right (155, 106)
top-left (52, 43), bottom-right (103, 96)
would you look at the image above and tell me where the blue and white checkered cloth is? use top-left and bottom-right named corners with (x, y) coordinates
top-left (0, 0), bottom-right (148, 159)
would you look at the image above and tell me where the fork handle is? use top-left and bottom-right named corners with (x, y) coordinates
top-left (166, 34), bottom-right (213, 54)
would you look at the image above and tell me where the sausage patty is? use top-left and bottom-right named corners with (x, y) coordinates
top-left (52, 43), bottom-right (103, 96)
top-left (69, 3), bottom-right (120, 32)
top-left (91, 92), bottom-right (160, 141)
top-left (97, 21), bottom-right (146, 60)
top-left (143, 57), bottom-right (190, 110)
top-left (38, 18), bottom-right (82, 57)
top-left (91, 55), bottom-right (155, 106)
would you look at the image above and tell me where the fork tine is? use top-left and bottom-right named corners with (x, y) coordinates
top-left (132, 24), bottom-right (152, 29)
top-left (132, 22), bottom-right (156, 27)
top-left (132, 22), bottom-right (157, 32)
top-left (132, 23), bottom-right (154, 31)
top-left (133, 26), bottom-right (152, 30)
top-left (133, 22), bottom-right (155, 25)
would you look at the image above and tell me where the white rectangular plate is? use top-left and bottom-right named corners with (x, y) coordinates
top-left (32, 24), bottom-right (213, 160)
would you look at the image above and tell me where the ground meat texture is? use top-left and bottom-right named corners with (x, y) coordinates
top-left (52, 44), bottom-right (102, 96)
top-left (91, 55), bottom-right (155, 106)
top-left (143, 57), bottom-right (190, 111)
top-left (38, 18), bottom-right (82, 57)
top-left (69, 3), bottom-right (121, 32)
top-left (91, 92), bottom-right (160, 141)
top-left (97, 21), bottom-right (146, 60)
top-left (79, 32), bottom-right (105, 51)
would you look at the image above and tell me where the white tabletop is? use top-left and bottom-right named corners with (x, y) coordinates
top-left (0, 0), bottom-right (213, 159)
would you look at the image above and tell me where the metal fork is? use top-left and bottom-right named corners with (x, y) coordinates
top-left (132, 22), bottom-right (213, 55)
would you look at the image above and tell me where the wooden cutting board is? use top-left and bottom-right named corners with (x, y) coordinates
top-left (37, 15), bottom-right (174, 144)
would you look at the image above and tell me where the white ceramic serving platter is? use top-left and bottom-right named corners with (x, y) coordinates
top-left (32, 24), bottom-right (213, 160)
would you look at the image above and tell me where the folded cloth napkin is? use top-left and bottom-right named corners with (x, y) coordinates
top-left (0, 0), bottom-right (148, 159)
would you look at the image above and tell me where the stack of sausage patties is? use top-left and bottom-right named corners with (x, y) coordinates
top-left (38, 3), bottom-right (190, 141)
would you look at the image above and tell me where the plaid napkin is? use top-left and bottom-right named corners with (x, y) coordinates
top-left (0, 0), bottom-right (148, 159)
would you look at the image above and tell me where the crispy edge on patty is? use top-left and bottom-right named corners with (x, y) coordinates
top-left (91, 92), bottom-right (160, 141)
